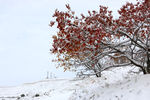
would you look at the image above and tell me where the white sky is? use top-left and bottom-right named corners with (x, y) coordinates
top-left (0, 0), bottom-right (137, 86)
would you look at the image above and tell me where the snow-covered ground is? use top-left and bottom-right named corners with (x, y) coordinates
top-left (0, 67), bottom-right (149, 100)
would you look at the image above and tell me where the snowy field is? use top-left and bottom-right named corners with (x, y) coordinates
top-left (0, 67), bottom-right (150, 100)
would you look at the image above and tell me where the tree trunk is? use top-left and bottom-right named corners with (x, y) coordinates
top-left (97, 63), bottom-right (102, 77)
top-left (146, 59), bottom-right (150, 73)
top-left (93, 69), bottom-right (101, 77)
top-left (95, 74), bottom-right (99, 77)
top-left (142, 67), bottom-right (147, 74)
top-left (146, 52), bottom-right (150, 73)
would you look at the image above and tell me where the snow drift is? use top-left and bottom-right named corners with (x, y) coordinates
top-left (0, 67), bottom-right (150, 100)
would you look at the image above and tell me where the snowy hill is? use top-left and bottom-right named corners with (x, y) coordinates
top-left (0, 67), bottom-right (150, 100)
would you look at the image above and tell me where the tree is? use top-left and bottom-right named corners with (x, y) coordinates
top-left (113, 1), bottom-right (150, 74)
top-left (50, 0), bottom-right (150, 77)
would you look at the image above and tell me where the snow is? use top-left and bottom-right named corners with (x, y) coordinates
top-left (0, 67), bottom-right (150, 100)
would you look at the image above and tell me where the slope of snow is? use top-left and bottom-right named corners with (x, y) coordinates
top-left (0, 67), bottom-right (149, 100)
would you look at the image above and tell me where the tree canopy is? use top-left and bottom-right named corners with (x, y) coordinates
top-left (50, 0), bottom-right (150, 77)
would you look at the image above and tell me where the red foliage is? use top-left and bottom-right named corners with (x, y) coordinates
top-left (117, 1), bottom-right (150, 37)
top-left (50, 5), bottom-right (113, 60)
top-left (145, 0), bottom-right (150, 6)
top-left (50, 1), bottom-right (150, 70)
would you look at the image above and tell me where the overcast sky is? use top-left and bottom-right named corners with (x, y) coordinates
top-left (0, 0), bottom-right (137, 86)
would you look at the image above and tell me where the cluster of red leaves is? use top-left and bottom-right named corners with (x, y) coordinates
top-left (117, 1), bottom-right (150, 38)
top-left (50, 5), bottom-right (113, 63)
top-left (50, 0), bottom-right (150, 70)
